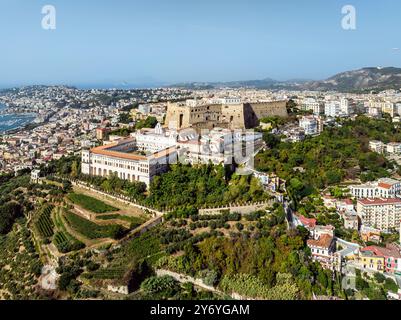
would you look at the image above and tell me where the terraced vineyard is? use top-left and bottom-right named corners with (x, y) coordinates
top-left (97, 214), bottom-right (145, 229)
top-left (52, 208), bottom-right (86, 253)
top-left (34, 204), bottom-right (55, 239)
top-left (64, 210), bottom-right (127, 240)
top-left (53, 231), bottom-right (85, 253)
top-left (68, 193), bottom-right (118, 213)
top-left (88, 267), bottom-right (126, 280)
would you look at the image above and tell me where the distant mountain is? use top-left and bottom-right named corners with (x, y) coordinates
top-left (303, 67), bottom-right (401, 92)
top-left (170, 77), bottom-right (280, 90)
top-left (170, 67), bottom-right (401, 92)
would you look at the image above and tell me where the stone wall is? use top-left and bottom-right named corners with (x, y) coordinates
top-left (165, 100), bottom-right (288, 130)
top-left (198, 200), bottom-right (274, 215)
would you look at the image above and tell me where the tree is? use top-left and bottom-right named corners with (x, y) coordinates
top-left (140, 276), bottom-right (180, 299)
top-left (135, 116), bottom-right (158, 130)
top-left (0, 202), bottom-right (24, 235)
top-left (384, 278), bottom-right (398, 293)
top-left (71, 161), bottom-right (79, 178)
top-left (373, 272), bottom-right (386, 284)
top-left (118, 112), bottom-right (132, 124)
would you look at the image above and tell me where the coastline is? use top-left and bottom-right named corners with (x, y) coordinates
top-left (0, 102), bottom-right (38, 134)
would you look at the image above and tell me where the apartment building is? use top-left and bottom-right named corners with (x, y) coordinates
top-left (356, 198), bottom-right (401, 231)
top-left (301, 98), bottom-right (323, 115)
top-left (386, 142), bottom-right (401, 154)
top-left (324, 101), bottom-right (341, 117)
top-left (299, 115), bottom-right (320, 135)
top-left (350, 178), bottom-right (401, 199)
top-left (369, 140), bottom-right (385, 153)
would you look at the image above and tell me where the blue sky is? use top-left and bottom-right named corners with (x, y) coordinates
top-left (0, 0), bottom-right (400, 87)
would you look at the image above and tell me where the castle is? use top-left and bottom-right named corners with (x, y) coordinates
top-left (164, 98), bottom-right (288, 131)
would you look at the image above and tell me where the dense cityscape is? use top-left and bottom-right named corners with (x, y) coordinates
top-left (3, 2), bottom-right (401, 314)
top-left (1, 80), bottom-right (401, 301)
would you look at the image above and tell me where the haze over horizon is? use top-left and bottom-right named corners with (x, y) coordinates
top-left (1, 0), bottom-right (401, 88)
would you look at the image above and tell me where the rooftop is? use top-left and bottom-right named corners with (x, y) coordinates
top-left (361, 245), bottom-right (401, 259)
top-left (358, 198), bottom-right (401, 206)
top-left (307, 234), bottom-right (334, 249)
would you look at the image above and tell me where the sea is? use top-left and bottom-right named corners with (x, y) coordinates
top-left (0, 103), bottom-right (36, 134)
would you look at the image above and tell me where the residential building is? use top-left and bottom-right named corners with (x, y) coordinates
top-left (299, 115), bottom-right (322, 135)
top-left (344, 213), bottom-right (359, 230)
top-left (360, 225), bottom-right (381, 243)
top-left (360, 245), bottom-right (401, 274)
top-left (31, 169), bottom-right (41, 183)
top-left (350, 178), bottom-right (401, 199)
top-left (307, 234), bottom-right (337, 270)
top-left (340, 98), bottom-right (352, 116)
top-left (369, 140), bottom-right (385, 153)
top-left (386, 142), bottom-right (401, 154)
top-left (356, 198), bottom-right (401, 231)
top-left (301, 98), bottom-right (323, 115)
top-left (324, 101), bottom-right (341, 117)
top-left (96, 127), bottom-right (110, 140)
top-left (357, 250), bottom-right (385, 272)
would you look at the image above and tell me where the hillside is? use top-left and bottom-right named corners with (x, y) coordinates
top-left (171, 67), bottom-right (401, 92)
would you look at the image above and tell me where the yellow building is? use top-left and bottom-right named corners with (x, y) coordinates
top-left (358, 250), bottom-right (385, 272)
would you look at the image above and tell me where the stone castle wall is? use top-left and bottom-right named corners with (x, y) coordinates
top-left (165, 100), bottom-right (288, 130)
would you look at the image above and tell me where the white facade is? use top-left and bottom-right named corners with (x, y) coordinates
top-left (325, 101), bottom-right (341, 117)
top-left (301, 98), bottom-right (323, 115)
top-left (220, 97), bottom-right (241, 105)
top-left (369, 140), bottom-right (385, 153)
top-left (299, 116), bottom-right (319, 135)
top-left (177, 128), bottom-right (262, 165)
top-left (386, 142), bottom-right (401, 154)
top-left (131, 123), bottom-right (177, 153)
top-left (81, 138), bottom-right (177, 187)
top-left (340, 98), bottom-right (351, 115)
top-left (350, 178), bottom-right (401, 199)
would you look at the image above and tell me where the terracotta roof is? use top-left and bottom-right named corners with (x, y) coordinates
top-left (151, 147), bottom-right (177, 159)
top-left (378, 182), bottom-right (392, 189)
top-left (358, 198), bottom-right (401, 206)
top-left (307, 234), bottom-right (333, 249)
top-left (361, 245), bottom-right (401, 259)
top-left (90, 142), bottom-right (176, 162)
top-left (298, 215), bottom-right (317, 228)
top-left (90, 143), bottom-right (147, 161)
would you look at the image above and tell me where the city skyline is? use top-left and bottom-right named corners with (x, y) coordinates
top-left (1, 0), bottom-right (401, 88)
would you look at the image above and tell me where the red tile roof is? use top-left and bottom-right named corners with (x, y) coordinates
top-left (378, 182), bottom-right (392, 189)
top-left (307, 234), bottom-right (333, 249)
top-left (358, 198), bottom-right (401, 206)
top-left (361, 245), bottom-right (401, 259)
top-left (298, 215), bottom-right (317, 228)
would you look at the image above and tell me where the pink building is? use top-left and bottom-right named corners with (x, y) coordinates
top-left (361, 244), bottom-right (401, 274)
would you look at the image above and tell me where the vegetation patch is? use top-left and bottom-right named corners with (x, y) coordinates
top-left (53, 231), bottom-right (85, 253)
top-left (64, 210), bottom-right (127, 239)
top-left (68, 192), bottom-right (118, 213)
top-left (34, 204), bottom-right (55, 240)
top-left (97, 214), bottom-right (145, 229)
